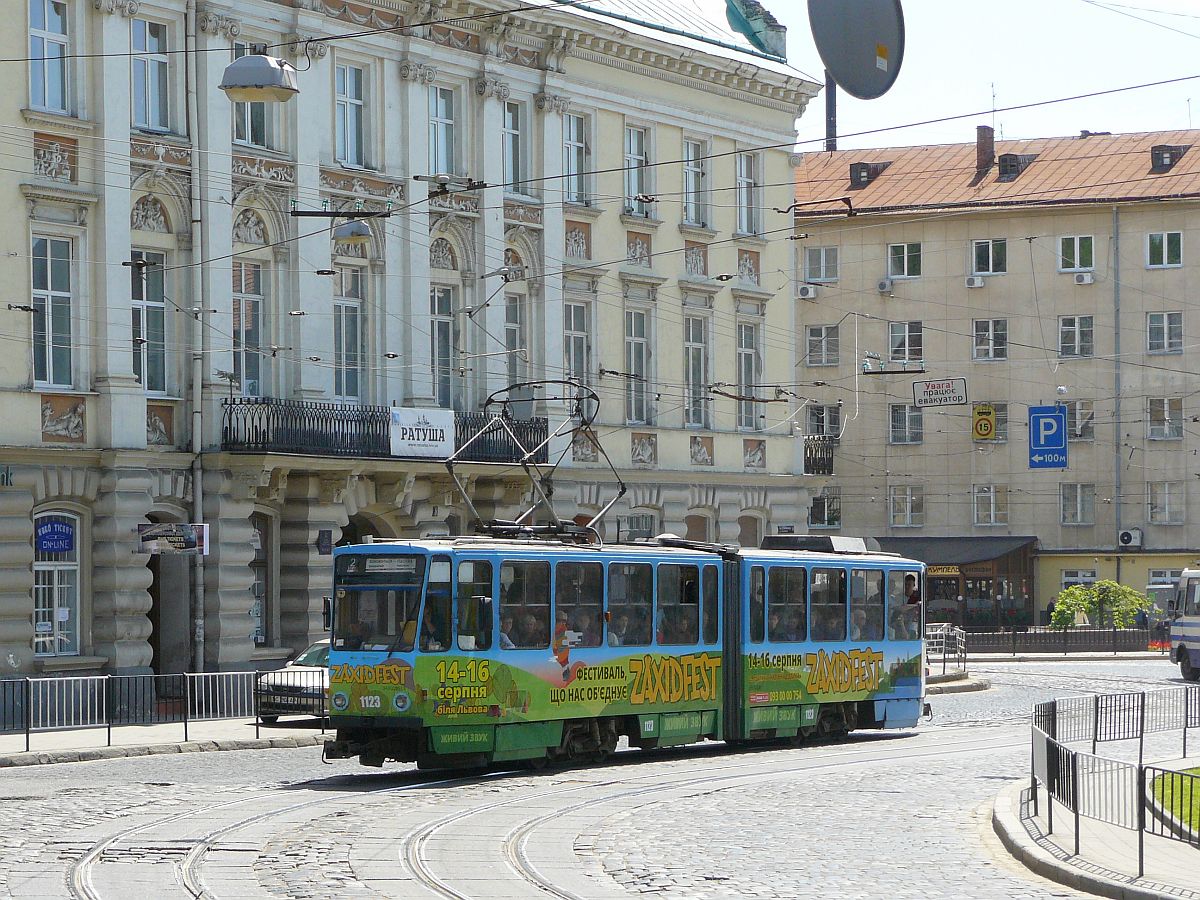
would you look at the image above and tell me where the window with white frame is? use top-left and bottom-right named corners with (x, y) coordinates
top-left (683, 315), bottom-right (709, 428)
top-left (333, 265), bottom-right (364, 403)
top-left (1148, 481), bottom-right (1185, 524)
top-left (29, 0), bottom-right (69, 113)
top-left (563, 300), bottom-right (590, 387)
top-left (131, 18), bottom-right (169, 130)
top-left (1062, 569), bottom-right (1097, 590)
top-left (1058, 315), bottom-right (1094, 358)
top-left (804, 246), bottom-right (839, 282)
top-left (563, 113), bottom-right (588, 203)
top-left (1148, 397), bottom-right (1183, 439)
top-left (973, 318), bottom-right (1008, 360)
top-left (428, 86), bottom-right (456, 175)
top-left (737, 322), bottom-right (761, 430)
top-left (889, 404), bottom-right (923, 444)
top-left (1149, 568), bottom-right (1183, 584)
top-left (807, 404), bottom-right (841, 437)
top-left (806, 324), bottom-right (839, 366)
top-left (1147, 231), bottom-right (1182, 268)
top-left (624, 125), bottom-right (651, 216)
top-left (430, 285), bottom-right (456, 410)
top-left (889, 321), bottom-right (923, 361)
top-left (973, 484), bottom-right (1008, 525)
top-left (1060, 483), bottom-right (1095, 525)
top-left (232, 260), bottom-right (264, 396)
top-left (1066, 400), bottom-right (1095, 441)
top-left (809, 487), bottom-right (841, 528)
top-left (1059, 235), bottom-right (1094, 271)
top-left (504, 293), bottom-right (528, 385)
top-left (31, 235), bottom-right (72, 388)
top-left (130, 249), bottom-right (166, 394)
top-left (502, 101), bottom-right (525, 191)
top-left (624, 307), bottom-right (651, 424)
top-left (682, 139), bottom-right (706, 226)
top-left (975, 402), bottom-right (1008, 441)
top-left (972, 238), bottom-right (1007, 275)
top-left (232, 41), bottom-right (272, 149)
top-left (33, 510), bottom-right (80, 657)
top-left (735, 152), bottom-right (760, 234)
top-left (888, 242), bottom-right (921, 277)
top-left (1147, 311), bottom-right (1183, 353)
top-left (889, 485), bottom-right (924, 526)
top-left (335, 63), bottom-right (365, 167)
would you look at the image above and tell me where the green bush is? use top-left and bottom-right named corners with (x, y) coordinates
top-left (1049, 580), bottom-right (1151, 630)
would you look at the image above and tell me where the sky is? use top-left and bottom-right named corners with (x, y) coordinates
top-left (771, 0), bottom-right (1200, 151)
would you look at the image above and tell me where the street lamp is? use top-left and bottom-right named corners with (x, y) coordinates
top-left (219, 49), bottom-right (299, 103)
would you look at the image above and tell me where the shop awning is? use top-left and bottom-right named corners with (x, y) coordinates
top-left (874, 536), bottom-right (1038, 566)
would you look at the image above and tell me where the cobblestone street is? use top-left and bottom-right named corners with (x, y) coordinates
top-left (0, 660), bottom-right (1187, 899)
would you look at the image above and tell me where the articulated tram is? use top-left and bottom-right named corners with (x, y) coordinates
top-left (323, 533), bottom-right (926, 769)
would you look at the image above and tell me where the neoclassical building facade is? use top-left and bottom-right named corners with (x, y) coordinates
top-left (0, 0), bottom-right (820, 675)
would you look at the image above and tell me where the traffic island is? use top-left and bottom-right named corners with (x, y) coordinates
top-left (926, 671), bottom-right (990, 694)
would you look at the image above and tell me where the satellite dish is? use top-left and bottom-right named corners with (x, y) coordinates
top-left (807, 0), bottom-right (905, 100)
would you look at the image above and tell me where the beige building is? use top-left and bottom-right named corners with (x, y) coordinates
top-left (0, 0), bottom-right (818, 675)
top-left (793, 127), bottom-right (1200, 626)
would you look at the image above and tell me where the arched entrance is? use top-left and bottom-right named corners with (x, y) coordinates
top-left (144, 512), bottom-right (192, 674)
top-left (339, 512), bottom-right (394, 547)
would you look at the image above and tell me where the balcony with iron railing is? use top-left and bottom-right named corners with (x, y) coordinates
top-left (220, 398), bottom-right (548, 463)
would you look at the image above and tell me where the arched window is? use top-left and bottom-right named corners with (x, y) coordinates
top-left (737, 515), bottom-right (761, 549)
top-left (33, 510), bottom-right (81, 656)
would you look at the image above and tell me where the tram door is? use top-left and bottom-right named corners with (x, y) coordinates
top-left (721, 558), bottom-right (744, 741)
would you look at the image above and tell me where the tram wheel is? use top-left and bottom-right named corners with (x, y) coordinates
top-left (1182, 652), bottom-right (1200, 682)
top-left (524, 754), bottom-right (549, 771)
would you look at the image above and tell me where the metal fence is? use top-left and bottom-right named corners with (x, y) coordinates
top-left (0, 670), bottom-right (326, 753)
top-left (1029, 685), bottom-right (1200, 873)
top-left (924, 623), bottom-right (967, 674)
top-left (968, 625), bottom-right (1153, 655)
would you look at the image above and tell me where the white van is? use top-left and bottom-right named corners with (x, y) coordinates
top-left (1168, 569), bottom-right (1200, 681)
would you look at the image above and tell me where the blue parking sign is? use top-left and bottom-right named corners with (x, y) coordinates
top-left (1029, 406), bottom-right (1068, 469)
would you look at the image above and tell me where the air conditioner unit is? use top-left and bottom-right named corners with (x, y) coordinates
top-left (965, 275), bottom-right (985, 288)
top-left (797, 284), bottom-right (819, 300)
top-left (876, 278), bottom-right (893, 294)
top-left (1118, 527), bottom-right (1143, 549)
top-left (1074, 272), bottom-right (1094, 285)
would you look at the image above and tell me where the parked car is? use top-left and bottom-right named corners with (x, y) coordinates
top-left (255, 640), bottom-right (329, 723)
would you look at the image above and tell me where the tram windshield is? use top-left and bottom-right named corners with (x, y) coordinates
top-left (333, 554), bottom-right (427, 651)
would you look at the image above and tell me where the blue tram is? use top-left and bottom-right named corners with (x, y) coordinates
top-left (322, 534), bottom-right (925, 768)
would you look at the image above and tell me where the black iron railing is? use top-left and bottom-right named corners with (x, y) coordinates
top-left (221, 398), bottom-right (548, 464)
top-left (222, 397), bottom-right (390, 456)
top-left (455, 412), bottom-right (549, 463)
top-left (803, 435), bottom-right (836, 475)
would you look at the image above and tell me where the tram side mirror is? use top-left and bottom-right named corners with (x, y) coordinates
top-left (322, 596), bottom-right (333, 631)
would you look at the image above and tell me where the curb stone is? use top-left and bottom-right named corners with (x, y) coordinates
top-left (926, 676), bottom-right (991, 695)
top-left (0, 731), bottom-right (331, 769)
top-left (991, 778), bottom-right (1190, 900)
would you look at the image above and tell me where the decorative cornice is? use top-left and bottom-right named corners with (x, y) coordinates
top-left (535, 92), bottom-right (570, 115)
top-left (474, 77), bottom-right (511, 101)
top-left (233, 154), bottom-right (296, 185)
top-left (320, 170), bottom-right (405, 202)
top-left (21, 109), bottom-right (95, 136)
top-left (399, 60), bottom-right (437, 84)
top-left (197, 9), bottom-right (242, 39)
top-left (93, 0), bottom-right (139, 16)
top-left (284, 33), bottom-right (329, 60)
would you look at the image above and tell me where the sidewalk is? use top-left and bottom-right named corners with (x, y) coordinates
top-left (993, 777), bottom-right (1200, 900)
top-left (0, 717), bottom-right (331, 767)
top-left (972, 651), bottom-right (1172, 664)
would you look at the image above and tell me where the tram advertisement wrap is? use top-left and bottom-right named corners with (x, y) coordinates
top-left (328, 650), bottom-right (724, 723)
top-left (743, 646), bottom-right (922, 705)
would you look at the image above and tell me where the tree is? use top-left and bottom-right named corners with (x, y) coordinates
top-left (1049, 580), bottom-right (1152, 630)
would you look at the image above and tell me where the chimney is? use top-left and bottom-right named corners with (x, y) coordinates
top-left (976, 125), bottom-right (995, 176)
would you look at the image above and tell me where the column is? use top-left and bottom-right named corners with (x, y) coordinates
top-left (202, 469), bottom-right (257, 671)
top-left (279, 474), bottom-right (349, 650)
top-left (474, 72), bottom-right (509, 404)
top-left (400, 60), bottom-right (435, 405)
top-left (536, 89), bottom-right (569, 456)
top-left (93, 5), bottom-right (143, 449)
top-left (91, 468), bottom-right (154, 672)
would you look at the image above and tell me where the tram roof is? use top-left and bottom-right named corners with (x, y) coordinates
top-left (336, 538), bottom-right (922, 568)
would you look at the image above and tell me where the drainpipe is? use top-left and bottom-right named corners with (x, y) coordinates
top-left (1112, 205), bottom-right (1122, 588)
top-left (186, 0), bottom-right (206, 672)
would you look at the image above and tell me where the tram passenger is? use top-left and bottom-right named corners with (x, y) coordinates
top-left (608, 612), bottom-right (629, 646)
top-left (904, 574), bottom-right (921, 605)
top-left (767, 610), bottom-right (784, 642)
top-left (499, 614), bottom-right (516, 650)
top-left (785, 610), bottom-right (805, 642)
top-left (520, 611), bottom-right (547, 648)
top-left (574, 610), bottom-right (601, 647)
top-left (420, 614), bottom-right (447, 652)
top-left (851, 608), bottom-right (867, 641)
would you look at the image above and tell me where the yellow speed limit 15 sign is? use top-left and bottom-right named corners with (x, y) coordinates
top-left (973, 403), bottom-right (996, 441)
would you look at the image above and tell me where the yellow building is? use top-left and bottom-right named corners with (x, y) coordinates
top-left (0, 0), bottom-right (818, 675)
top-left (793, 127), bottom-right (1200, 626)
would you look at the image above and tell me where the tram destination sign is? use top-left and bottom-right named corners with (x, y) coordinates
top-left (912, 378), bottom-right (968, 408)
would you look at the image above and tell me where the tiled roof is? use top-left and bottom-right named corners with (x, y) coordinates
top-left (793, 129), bottom-right (1200, 215)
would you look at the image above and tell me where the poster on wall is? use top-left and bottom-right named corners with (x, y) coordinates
top-left (137, 523), bottom-right (210, 555)
top-left (389, 408), bottom-right (455, 458)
